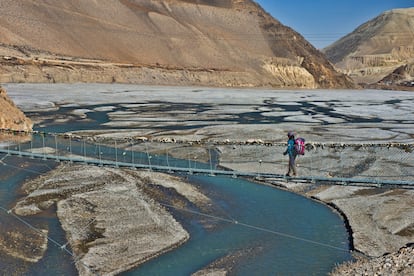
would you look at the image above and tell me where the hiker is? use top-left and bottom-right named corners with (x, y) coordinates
top-left (283, 131), bottom-right (297, 176)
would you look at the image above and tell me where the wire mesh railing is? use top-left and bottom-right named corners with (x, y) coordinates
top-left (1, 129), bottom-right (413, 186)
top-left (217, 142), bottom-right (414, 182)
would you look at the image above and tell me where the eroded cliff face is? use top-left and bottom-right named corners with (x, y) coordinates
top-left (0, 86), bottom-right (33, 131)
top-left (0, 0), bottom-right (354, 88)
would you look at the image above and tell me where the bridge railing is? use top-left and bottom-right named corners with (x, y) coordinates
top-left (215, 143), bottom-right (414, 182)
top-left (1, 129), bottom-right (413, 185)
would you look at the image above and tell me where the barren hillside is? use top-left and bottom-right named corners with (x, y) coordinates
top-left (0, 0), bottom-right (353, 88)
top-left (323, 8), bottom-right (414, 89)
top-left (0, 86), bottom-right (32, 131)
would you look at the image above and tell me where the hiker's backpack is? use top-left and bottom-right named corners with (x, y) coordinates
top-left (294, 138), bottom-right (305, 155)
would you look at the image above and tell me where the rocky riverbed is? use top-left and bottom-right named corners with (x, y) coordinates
top-left (330, 244), bottom-right (414, 275)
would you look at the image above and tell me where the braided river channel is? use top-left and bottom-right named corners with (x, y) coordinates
top-left (0, 84), bottom-right (362, 275)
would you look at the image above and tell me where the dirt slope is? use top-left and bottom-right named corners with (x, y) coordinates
top-left (0, 0), bottom-right (353, 88)
top-left (0, 86), bottom-right (32, 131)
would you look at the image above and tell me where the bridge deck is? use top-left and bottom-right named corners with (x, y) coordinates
top-left (1, 148), bottom-right (413, 189)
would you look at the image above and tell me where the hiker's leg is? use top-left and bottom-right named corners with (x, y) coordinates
top-left (288, 155), bottom-right (297, 176)
top-left (292, 157), bottom-right (297, 176)
top-left (288, 155), bottom-right (295, 176)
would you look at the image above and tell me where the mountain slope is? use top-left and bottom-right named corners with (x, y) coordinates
top-left (0, 0), bottom-right (353, 88)
top-left (0, 86), bottom-right (32, 131)
top-left (323, 8), bottom-right (414, 88)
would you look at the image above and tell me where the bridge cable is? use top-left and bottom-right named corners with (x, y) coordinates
top-left (0, 205), bottom-right (99, 275)
top-left (159, 202), bottom-right (350, 252)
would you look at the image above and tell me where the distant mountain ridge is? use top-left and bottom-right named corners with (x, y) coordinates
top-left (323, 7), bottom-right (414, 89)
top-left (0, 0), bottom-right (353, 88)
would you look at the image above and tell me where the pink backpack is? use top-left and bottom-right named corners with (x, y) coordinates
top-left (294, 138), bottom-right (305, 155)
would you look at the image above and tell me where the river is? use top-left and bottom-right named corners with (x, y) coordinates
top-left (12, 84), bottom-right (409, 274)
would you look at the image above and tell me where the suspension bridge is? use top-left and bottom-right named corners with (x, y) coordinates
top-left (1, 129), bottom-right (413, 189)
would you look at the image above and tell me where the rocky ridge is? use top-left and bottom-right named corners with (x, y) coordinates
top-left (323, 8), bottom-right (414, 89)
top-left (0, 0), bottom-right (354, 88)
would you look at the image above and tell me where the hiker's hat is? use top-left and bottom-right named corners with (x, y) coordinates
top-left (287, 131), bottom-right (295, 138)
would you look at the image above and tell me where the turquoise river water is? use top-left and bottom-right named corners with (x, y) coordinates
top-left (0, 137), bottom-right (352, 275)
top-left (0, 101), bottom-right (352, 275)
